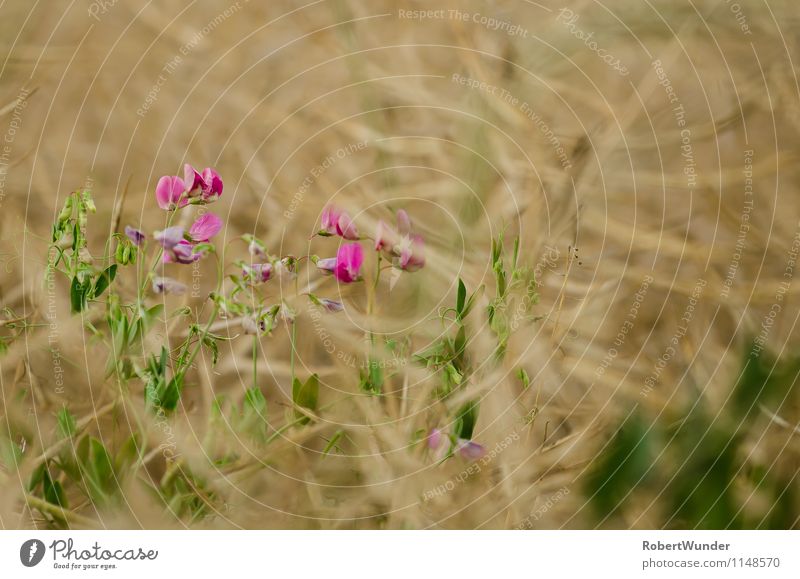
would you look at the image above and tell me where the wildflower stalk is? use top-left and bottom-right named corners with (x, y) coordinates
top-left (25, 494), bottom-right (97, 528)
top-left (252, 333), bottom-right (258, 391)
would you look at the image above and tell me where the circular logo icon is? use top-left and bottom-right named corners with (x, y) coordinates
top-left (20, 539), bottom-right (46, 567)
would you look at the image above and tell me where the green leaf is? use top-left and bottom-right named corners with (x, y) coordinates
top-left (244, 387), bottom-right (267, 413)
top-left (57, 407), bottom-right (77, 439)
top-left (43, 469), bottom-right (68, 508)
top-left (293, 374), bottom-right (319, 422)
top-left (92, 264), bottom-right (117, 298)
top-left (70, 277), bottom-right (86, 313)
top-left (161, 375), bottom-right (183, 412)
top-left (115, 434), bottom-right (141, 473)
top-left (454, 400), bottom-right (479, 440)
top-left (28, 462), bottom-right (46, 492)
top-left (454, 325), bottom-right (467, 363)
top-left (77, 436), bottom-right (117, 504)
top-left (517, 368), bottom-right (530, 389)
top-left (456, 278), bottom-right (466, 319)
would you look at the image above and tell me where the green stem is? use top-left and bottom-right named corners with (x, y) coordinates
top-left (252, 334), bottom-right (258, 391)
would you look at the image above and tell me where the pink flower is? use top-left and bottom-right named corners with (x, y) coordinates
top-left (320, 204), bottom-right (359, 239)
top-left (456, 439), bottom-right (486, 460)
top-left (374, 220), bottom-right (397, 251)
top-left (156, 214), bottom-right (221, 265)
top-left (243, 263), bottom-right (273, 284)
top-left (184, 164), bottom-right (223, 204)
top-left (163, 240), bottom-right (203, 264)
top-left (335, 211), bottom-right (359, 240)
top-left (428, 428), bottom-right (445, 450)
top-left (124, 225), bottom-right (145, 246)
top-left (334, 243), bottom-right (363, 283)
top-left (188, 213), bottom-right (223, 242)
top-left (156, 176), bottom-right (187, 210)
top-left (374, 209), bottom-right (425, 271)
top-left (320, 205), bottom-right (341, 235)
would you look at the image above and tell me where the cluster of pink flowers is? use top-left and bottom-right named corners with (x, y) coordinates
top-left (155, 164), bottom-right (223, 210)
top-left (152, 164), bottom-right (224, 265)
top-left (314, 204), bottom-right (426, 284)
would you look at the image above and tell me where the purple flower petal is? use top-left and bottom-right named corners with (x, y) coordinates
top-left (316, 257), bottom-right (337, 275)
top-left (319, 298), bottom-right (344, 313)
top-left (456, 439), bottom-right (486, 460)
top-left (124, 225), bottom-right (145, 246)
top-left (152, 276), bottom-right (187, 295)
top-left (243, 263), bottom-right (273, 284)
top-left (154, 226), bottom-right (185, 250)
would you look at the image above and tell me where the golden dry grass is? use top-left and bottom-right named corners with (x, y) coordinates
top-left (1, 0), bottom-right (799, 529)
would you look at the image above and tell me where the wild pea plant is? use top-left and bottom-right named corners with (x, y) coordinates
top-left (14, 163), bottom-right (536, 526)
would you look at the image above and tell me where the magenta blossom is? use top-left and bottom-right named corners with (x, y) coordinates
top-left (243, 263), bottom-right (273, 284)
top-left (334, 243), bottom-right (363, 283)
top-left (157, 213), bottom-right (221, 264)
top-left (456, 439), bottom-right (486, 460)
top-left (124, 225), bottom-right (145, 246)
top-left (156, 175), bottom-right (187, 211)
top-left (188, 213), bottom-right (223, 242)
top-left (163, 240), bottom-right (203, 264)
top-left (184, 164), bottom-right (223, 204)
top-left (374, 209), bottom-right (425, 271)
top-left (320, 204), bottom-right (359, 240)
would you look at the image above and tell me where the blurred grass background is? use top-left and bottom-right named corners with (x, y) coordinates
top-left (0, 0), bottom-right (799, 528)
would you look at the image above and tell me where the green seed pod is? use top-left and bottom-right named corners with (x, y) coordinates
top-left (80, 190), bottom-right (96, 213)
top-left (128, 246), bottom-right (137, 264)
top-left (115, 242), bottom-right (125, 264)
top-left (122, 244), bottom-right (131, 265)
top-left (58, 196), bottom-right (73, 223)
